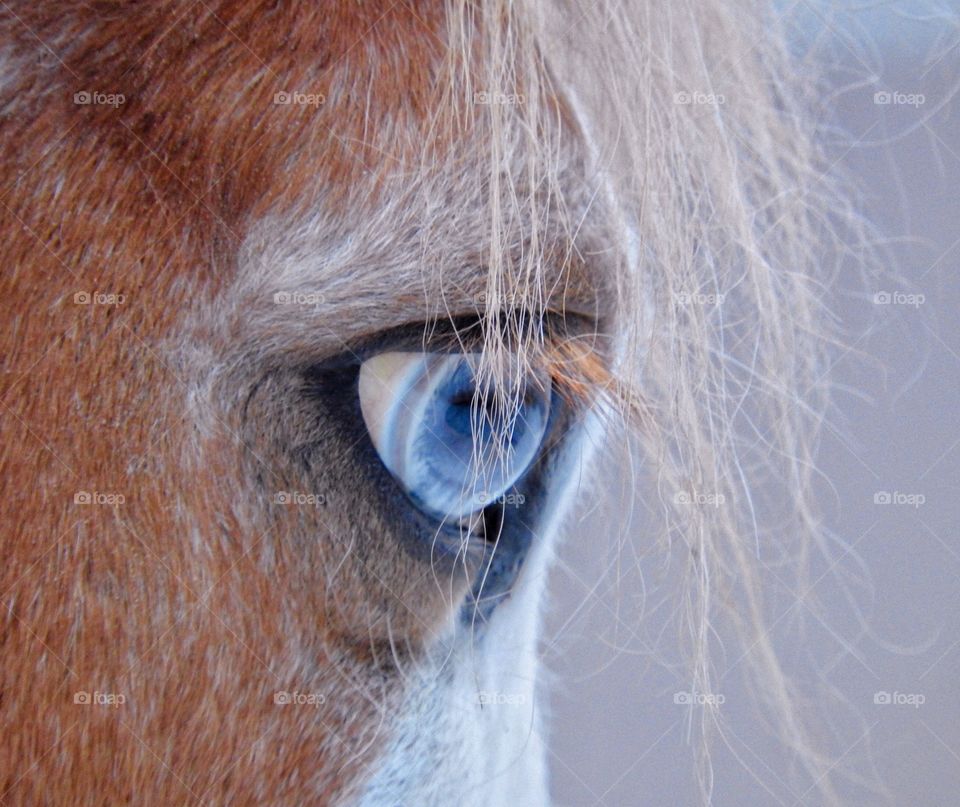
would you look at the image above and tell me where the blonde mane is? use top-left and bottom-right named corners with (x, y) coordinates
top-left (438, 1), bottom-right (859, 801)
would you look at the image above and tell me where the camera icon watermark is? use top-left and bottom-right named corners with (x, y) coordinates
top-left (74, 690), bottom-right (126, 707)
top-left (74, 490), bottom-right (126, 506)
top-left (675, 291), bottom-right (725, 306)
top-left (73, 90), bottom-right (126, 108)
top-left (74, 291), bottom-right (126, 306)
top-left (273, 91), bottom-right (325, 108)
top-left (674, 490), bottom-right (725, 507)
top-left (273, 690), bottom-right (326, 708)
top-left (272, 290), bottom-right (327, 307)
top-left (476, 690), bottom-right (527, 706)
top-left (873, 90), bottom-right (925, 107)
top-left (674, 691), bottom-right (725, 706)
top-left (873, 490), bottom-right (925, 508)
top-left (874, 691), bottom-right (925, 708)
top-left (473, 90), bottom-right (525, 106)
top-left (274, 491), bottom-right (327, 507)
top-left (476, 491), bottom-right (526, 508)
top-left (873, 290), bottom-right (925, 308)
top-left (674, 91), bottom-right (726, 106)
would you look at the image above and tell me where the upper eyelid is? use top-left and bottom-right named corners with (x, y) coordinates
top-left (307, 311), bottom-right (599, 372)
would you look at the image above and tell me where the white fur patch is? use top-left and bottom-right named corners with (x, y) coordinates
top-left (351, 412), bottom-right (603, 807)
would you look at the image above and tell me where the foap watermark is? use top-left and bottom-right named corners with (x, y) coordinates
top-left (675, 291), bottom-right (725, 306)
top-left (273, 290), bottom-right (327, 308)
top-left (674, 490), bottom-right (725, 507)
top-left (474, 290), bottom-right (523, 308)
top-left (476, 690), bottom-right (527, 706)
top-left (74, 690), bottom-right (126, 708)
top-left (874, 691), bottom-right (925, 708)
top-left (273, 91), bottom-right (325, 108)
top-left (274, 690), bottom-right (326, 708)
top-left (874, 491), bottom-right (925, 508)
top-left (674, 91), bottom-right (725, 106)
top-left (74, 490), bottom-right (125, 506)
top-left (476, 491), bottom-right (526, 508)
top-left (873, 291), bottom-right (925, 308)
top-left (74, 291), bottom-right (126, 306)
top-left (674, 691), bottom-right (725, 707)
top-left (274, 491), bottom-right (327, 507)
top-left (73, 90), bottom-right (126, 108)
top-left (473, 90), bottom-right (525, 106)
top-left (873, 90), bottom-right (925, 108)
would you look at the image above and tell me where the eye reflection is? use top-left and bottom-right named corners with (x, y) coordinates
top-left (358, 352), bottom-right (551, 521)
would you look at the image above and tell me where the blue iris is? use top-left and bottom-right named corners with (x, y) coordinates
top-left (359, 353), bottom-right (551, 520)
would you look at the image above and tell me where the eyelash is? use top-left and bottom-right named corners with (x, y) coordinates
top-left (305, 311), bottom-right (595, 369)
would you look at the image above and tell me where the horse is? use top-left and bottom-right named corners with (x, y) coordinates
top-left (0, 1), bottom-right (849, 803)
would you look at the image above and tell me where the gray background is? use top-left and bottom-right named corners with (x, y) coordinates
top-left (545, 3), bottom-right (960, 805)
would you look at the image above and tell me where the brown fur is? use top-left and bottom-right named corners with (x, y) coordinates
top-left (0, 3), bottom-right (548, 803)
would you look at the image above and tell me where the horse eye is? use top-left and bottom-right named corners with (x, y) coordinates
top-left (358, 352), bottom-right (551, 520)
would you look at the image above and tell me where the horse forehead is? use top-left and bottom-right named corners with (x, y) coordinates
top-left (43, 2), bottom-right (601, 308)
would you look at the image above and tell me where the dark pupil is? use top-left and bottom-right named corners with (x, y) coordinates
top-left (442, 377), bottom-right (530, 448)
top-left (442, 363), bottom-right (478, 436)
